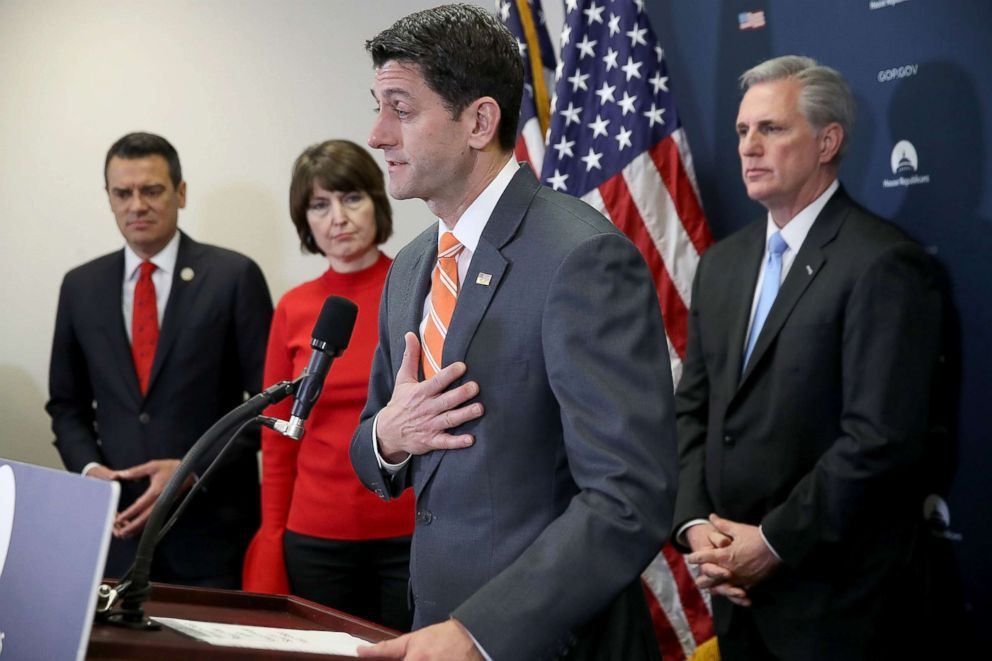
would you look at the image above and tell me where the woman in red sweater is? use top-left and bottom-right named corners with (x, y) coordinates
top-left (243, 140), bottom-right (414, 631)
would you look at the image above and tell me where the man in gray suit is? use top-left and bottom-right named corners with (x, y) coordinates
top-left (350, 5), bottom-right (678, 660)
top-left (673, 56), bottom-right (942, 659)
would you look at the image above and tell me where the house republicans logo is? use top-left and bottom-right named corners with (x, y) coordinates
top-left (883, 140), bottom-right (930, 188)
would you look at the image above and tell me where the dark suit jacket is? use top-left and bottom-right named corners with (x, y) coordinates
top-left (47, 232), bottom-right (272, 584)
top-left (350, 167), bottom-right (678, 660)
top-left (673, 188), bottom-right (942, 660)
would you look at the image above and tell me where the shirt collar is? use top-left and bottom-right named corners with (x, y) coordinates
top-left (766, 179), bottom-right (839, 252)
top-left (436, 157), bottom-right (520, 253)
top-left (124, 230), bottom-right (181, 280)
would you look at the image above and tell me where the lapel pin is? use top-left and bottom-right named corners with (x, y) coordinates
top-left (180, 267), bottom-right (195, 282)
top-left (476, 272), bottom-right (492, 286)
top-left (805, 264), bottom-right (813, 276)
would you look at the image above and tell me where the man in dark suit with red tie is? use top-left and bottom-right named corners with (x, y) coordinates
top-left (673, 57), bottom-right (942, 659)
top-left (46, 132), bottom-right (273, 588)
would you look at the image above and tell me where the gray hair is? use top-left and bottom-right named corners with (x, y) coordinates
top-left (740, 55), bottom-right (855, 159)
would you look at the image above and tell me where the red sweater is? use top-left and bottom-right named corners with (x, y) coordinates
top-left (243, 253), bottom-right (414, 593)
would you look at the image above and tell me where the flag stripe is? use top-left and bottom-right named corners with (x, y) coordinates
top-left (642, 577), bottom-right (689, 661)
top-left (662, 544), bottom-right (716, 646)
top-left (642, 554), bottom-right (698, 659)
top-left (519, 116), bottom-right (546, 175)
top-left (671, 127), bottom-right (704, 205)
top-left (650, 132), bottom-right (713, 257)
top-left (622, 144), bottom-right (698, 310)
top-left (595, 171), bottom-right (690, 358)
top-left (666, 333), bottom-right (684, 387)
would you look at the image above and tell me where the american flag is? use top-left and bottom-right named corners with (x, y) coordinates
top-left (537, 1), bottom-right (717, 659)
top-left (496, 0), bottom-right (556, 175)
top-left (738, 10), bottom-right (766, 30)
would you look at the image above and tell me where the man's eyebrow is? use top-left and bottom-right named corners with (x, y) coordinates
top-left (373, 87), bottom-right (413, 101)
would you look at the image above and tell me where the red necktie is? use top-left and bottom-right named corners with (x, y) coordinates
top-left (422, 232), bottom-right (463, 379)
top-left (131, 261), bottom-right (159, 394)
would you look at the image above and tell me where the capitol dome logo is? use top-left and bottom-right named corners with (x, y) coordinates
top-left (883, 139), bottom-right (930, 189)
top-left (891, 140), bottom-right (918, 174)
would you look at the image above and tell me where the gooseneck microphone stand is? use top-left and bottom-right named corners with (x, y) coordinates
top-left (96, 378), bottom-right (300, 630)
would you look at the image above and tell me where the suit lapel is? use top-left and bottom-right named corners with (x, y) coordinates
top-left (403, 233), bottom-right (436, 348)
top-left (399, 231), bottom-right (439, 494)
top-left (442, 245), bottom-right (507, 366)
top-left (738, 189), bottom-right (849, 386)
top-left (146, 232), bottom-right (200, 396)
top-left (414, 166), bottom-right (537, 491)
top-left (723, 222), bottom-right (765, 392)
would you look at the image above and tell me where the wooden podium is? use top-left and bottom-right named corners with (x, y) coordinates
top-left (87, 583), bottom-right (397, 659)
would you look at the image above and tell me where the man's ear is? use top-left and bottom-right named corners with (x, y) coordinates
top-left (176, 180), bottom-right (187, 209)
top-left (466, 97), bottom-right (502, 150)
top-left (818, 122), bottom-right (844, 164)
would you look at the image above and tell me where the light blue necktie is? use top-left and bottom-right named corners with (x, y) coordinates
top-left (743, 231), bottom-right (788, 370)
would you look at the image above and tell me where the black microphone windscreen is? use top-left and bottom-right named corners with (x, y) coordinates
top-left (312, 296), bottom-right (359, 352)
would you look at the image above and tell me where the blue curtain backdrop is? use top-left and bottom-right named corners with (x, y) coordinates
top-left (641, 0), bottom-right (990, 642)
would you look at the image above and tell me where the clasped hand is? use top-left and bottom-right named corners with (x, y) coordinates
top-left (684, 514), bottom-right (782, 607)
top-left (375, 332), bottom-right (485, 464)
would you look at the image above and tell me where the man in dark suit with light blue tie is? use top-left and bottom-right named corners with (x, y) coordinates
top-left (673, 56), bottom-right (942, 660)
top-left (350, 5), bottom-right (678, 660)
top-left (47, 132), bottom-right (272, 588)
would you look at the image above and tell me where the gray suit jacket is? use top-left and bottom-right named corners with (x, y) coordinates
top-left (673, 188), bottom-right (942, 659)
top-left (351, 167), bottom-right (678, 660)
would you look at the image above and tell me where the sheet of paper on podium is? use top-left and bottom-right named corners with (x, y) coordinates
top-left (152, 617), bottom-right (372, 656)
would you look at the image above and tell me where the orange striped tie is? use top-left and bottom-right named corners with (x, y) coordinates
top-left (422, 232), bottom-right (463, 380)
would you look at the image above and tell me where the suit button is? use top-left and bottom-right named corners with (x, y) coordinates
top-left (138, 413), bottom-right (151, 424)
top-left (416, 509), bottom-right (433, 524)
top-left (723, 434), bottom-right (734, 445)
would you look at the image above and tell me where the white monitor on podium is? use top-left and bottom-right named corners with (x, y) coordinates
top-left (0, 458), bottom-right (119, 661)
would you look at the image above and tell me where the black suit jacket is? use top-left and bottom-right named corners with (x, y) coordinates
top-left (351, 167), bottom-right (677, 660)
top-left (673, 188), bottom-right (942, 659)
top-left (47, 232), bottom-right (272, 584)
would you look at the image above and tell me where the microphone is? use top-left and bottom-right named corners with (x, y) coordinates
top-left (98, 301), bottom-right (359, 628)
top-left (278, 295), bottom-right (358, 440)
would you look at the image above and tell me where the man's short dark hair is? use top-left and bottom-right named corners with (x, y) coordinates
top-left (366, 3), bottom-right (523, 152)
top-left (288, 139), bottom-right (394, 255)
top-left (104, 132), bottom-right (182, 188)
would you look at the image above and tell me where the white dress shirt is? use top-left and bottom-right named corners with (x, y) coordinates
top-left (742, 179), bottom-right (838, 349)
top-left (122, 230), bottom-right (180, 341)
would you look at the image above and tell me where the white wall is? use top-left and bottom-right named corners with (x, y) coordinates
top-left (0, 0), bottom-right (563, 467)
